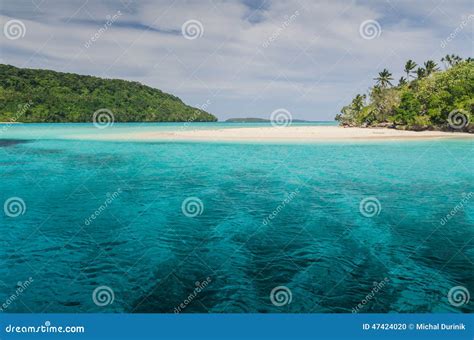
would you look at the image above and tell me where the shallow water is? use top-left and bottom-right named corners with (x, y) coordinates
top-left (0, 122), bottom-right (337, 141)
top-left (0, 124), bottom-right (472, 313)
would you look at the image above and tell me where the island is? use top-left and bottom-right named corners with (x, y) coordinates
top-left (0, 64), bottom-right (217, 123)
top-left (336, 55), bottom-right (473, 133)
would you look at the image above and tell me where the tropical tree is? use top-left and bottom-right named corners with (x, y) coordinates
top-left (394, 91), bottom-right (421, 126)
top-left (416, 67), bottom-right (426, 79)
top-left (336, 54), bottom-right (473, 132)
top-left (424, 60), bottom-right (440, 76)
top-left (441, 54), bottom-right (463, 68)
top-left (441, 55), bottom-right (452, 69)
top-left (404, 60), bottom-right (417, 80)
top-left (454, 55), bottom-right (463, 64)
top-left (352, 94), bottom-right (366, 112)
top-left (370, 86), bottom-right (400, 122)
top-left (374, 69), bottom-right (393, 88)
top-left (335, 94), bottom-right (367, 125)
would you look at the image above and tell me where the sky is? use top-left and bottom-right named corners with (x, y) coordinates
top-left (0, 0), bottom-right (472, 121)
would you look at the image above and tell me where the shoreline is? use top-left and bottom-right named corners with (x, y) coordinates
top-left (65, 126), bottom-right (474, 142)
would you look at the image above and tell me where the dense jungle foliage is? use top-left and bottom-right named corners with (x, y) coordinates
top-left (0, 64), bottom-right (217, 123)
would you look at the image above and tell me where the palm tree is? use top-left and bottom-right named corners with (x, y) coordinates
top-left (442, 54), bottom-right (463, 68)
top-left (416, 67), bottom-right (425, 79)
top-left (451, 55), bottom-right (462, 66)
top-left (441, 54), bottom-right (452, 69)
top-left (424, 60), bottom-right (440, 76)
top-left (404, 60), bottom-right (417, 80)
top-left (352, 94), bottom-right (366, 112)
top-left (398, 77), bottom-right (407, 86)
top-left (374, 69), bottom-right (393, 88)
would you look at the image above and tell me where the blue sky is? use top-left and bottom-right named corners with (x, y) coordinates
top-left (0, 0), bottom-right (472, 121)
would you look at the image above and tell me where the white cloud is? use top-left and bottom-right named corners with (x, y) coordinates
top-left (0, 0), bottom-right (472, 120)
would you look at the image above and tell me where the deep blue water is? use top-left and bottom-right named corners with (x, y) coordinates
top-left (0, 124), bottom-right (473, 313)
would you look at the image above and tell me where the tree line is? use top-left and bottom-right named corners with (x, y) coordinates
top-left (0, 64), bottom-right (217, 123)
top-left (336, 55), bottom-right (473, 132)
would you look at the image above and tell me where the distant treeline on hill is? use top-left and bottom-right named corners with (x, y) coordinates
top-left (336, 55), bottom-right (473, 133)
top-left (0, 64), bottom-right (217, 123)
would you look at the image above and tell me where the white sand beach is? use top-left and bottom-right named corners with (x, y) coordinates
top-left (71, 126), bottom-right (474, 142)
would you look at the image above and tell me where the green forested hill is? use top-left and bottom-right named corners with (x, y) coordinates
top-left (336, 56), bottom-right (473, 132)
top-left (0, 64), bottom-right (217, 123)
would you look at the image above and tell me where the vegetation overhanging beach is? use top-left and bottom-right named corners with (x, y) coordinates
top-left (336, 55), bottom-right (473, 133)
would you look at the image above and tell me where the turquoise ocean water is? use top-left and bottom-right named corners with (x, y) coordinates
top-left (0, 123), bottom-right (472, 313)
